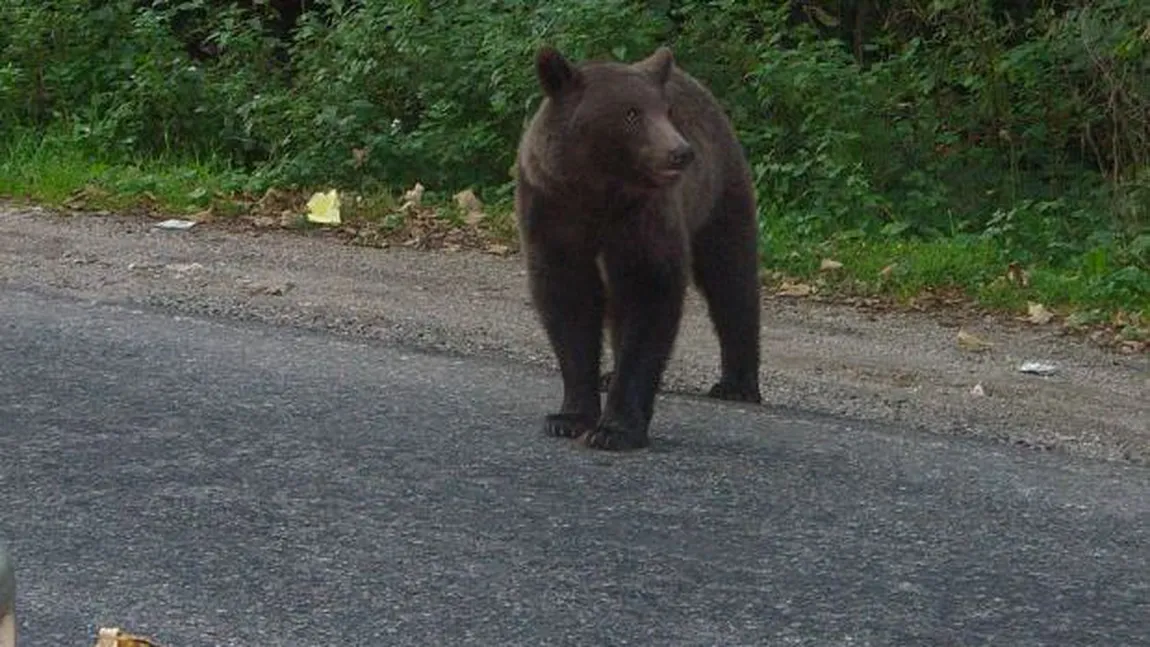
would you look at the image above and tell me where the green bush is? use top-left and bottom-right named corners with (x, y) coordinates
top-left (0, 0), bottom-right (1145, 307)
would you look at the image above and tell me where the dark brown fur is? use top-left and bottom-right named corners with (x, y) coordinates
top-left (515, 46), bottom-right (762, 451)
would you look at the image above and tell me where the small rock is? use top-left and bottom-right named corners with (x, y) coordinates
top-left (166, 262), bottom-right (204, 274)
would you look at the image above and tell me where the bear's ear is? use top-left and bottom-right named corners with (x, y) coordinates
top-left (536, 46), bottom-right (579, 98)
top-left (636, 47), bottom-right (675, 87)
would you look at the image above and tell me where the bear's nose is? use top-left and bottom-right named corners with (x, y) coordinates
top-left (668, 143), bottom-right (695, 169)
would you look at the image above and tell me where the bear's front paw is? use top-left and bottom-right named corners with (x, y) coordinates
top-left (544, 413), bottom-right (595, 439)
top-left (580, 420), bottom-right (649, 451)
top-left (598, 371), bottom-right (614, 392)
top-left (707, 380), bottom-right (762, 404)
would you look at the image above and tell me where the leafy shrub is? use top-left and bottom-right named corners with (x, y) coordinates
top-left (0, 0), bottom-right (1145, 305)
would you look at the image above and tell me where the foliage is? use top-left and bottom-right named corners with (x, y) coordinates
top-left (0, 0), bottom-right (1146, 311)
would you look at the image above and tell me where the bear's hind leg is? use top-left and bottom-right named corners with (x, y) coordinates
top-left (691, 193), bottom-right (763, 404)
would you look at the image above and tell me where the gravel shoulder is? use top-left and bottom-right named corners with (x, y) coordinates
top-left (2, 204), bottom-right (1146, 465)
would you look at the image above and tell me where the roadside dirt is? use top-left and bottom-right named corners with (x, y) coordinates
top-left (2, 204), bottom-right (1146, 465)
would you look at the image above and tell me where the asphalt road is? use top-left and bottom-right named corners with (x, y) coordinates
top-left (1, 287), bottom-right (1148, 647)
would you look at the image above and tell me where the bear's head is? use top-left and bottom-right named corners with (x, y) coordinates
top-left (533, 46), bottom-right (695, 192)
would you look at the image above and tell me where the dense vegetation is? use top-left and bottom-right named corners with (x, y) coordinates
top-left (1, 0), bottom-right (1147, 322)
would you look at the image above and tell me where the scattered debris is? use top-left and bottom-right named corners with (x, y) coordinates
top-left (777, 281), bottom-right (816, 298)
top-left (1023, 302), bottom-right (1055, 325)
top-left (400, 183), bottom-right (425, 211)
top-left (126, 261), bottom-right (163, 271)
top-left (165, 262), bottom-right (204, 274)
top-left (94, 627), bottom-right (164, 647)
top-left (454, 189), bottom-right (485, 225)
top-left (351, 147), bottom-right (368, 168)
top-left (154, 219), bottom-right (197, 231)
top-left (1118, 340), bottom-right (1146, 354)
top-left (189, 207), bottom-right (214, 223)
top-left (236, 277), bottom-right (294, 296)
top-left (305, 189), bottom-right (341, 225)
top-left (1018, 361), bottom-right (1058, 376)
top-left (1005, 261), bottom-right (1030, 287)
top-left (956, 330), bottom-right (994, 352)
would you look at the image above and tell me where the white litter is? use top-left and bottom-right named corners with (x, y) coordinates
top-left (1018, 361), bottom-right (1058, 376)
top-left (154, 219), bottom-right (197, 231)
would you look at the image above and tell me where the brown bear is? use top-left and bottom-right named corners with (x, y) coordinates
top-left (514, 45), bottom-right (762, 451)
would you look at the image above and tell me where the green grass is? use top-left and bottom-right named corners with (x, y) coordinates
top-left (1, 128), bottom-right (1146, 336)
top-left (761, 224), bottom-right (1148, 322)
top-left (0, 129), bottom-right (244, 215)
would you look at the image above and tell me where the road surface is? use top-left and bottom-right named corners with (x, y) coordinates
top-left (1, 205), bottom-right (1146, 466)
top-left (1, 287), bottom-right (1147, 646)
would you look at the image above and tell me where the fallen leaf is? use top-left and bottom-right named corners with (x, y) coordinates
top-left (305, 189), bottom-right (341, 225)
top-left (1023, 302), bottom-right (1055, 325)
top-left (94, 626), bottom-right (165, 647)
top-left (485, 243), bottom-right (511, 256)
top-left (280, 211), bottom-right (304, 228)
top-left (819, 258), bottom-right (843, 272)
top-left (189, 207), bottom-right (214, 223)
top-left (454, 189), bottom-right (485, 225)
top-left (957, 330), bottom-right (994, 352)
top-left (776, 281), bottom-right (815, 297)
top-left (1118, 340), bottom-right (1146, 354)
top-left (1006, 262), bottom-right (1030, 287)
top-left (454, 188), bottom-right (483, 212)
top-left (878, 264), bottom-right (895, 279)
top-left (351, 147), bottom-right (367, 168)
top-left (403, 182), bottom-right (425, 207)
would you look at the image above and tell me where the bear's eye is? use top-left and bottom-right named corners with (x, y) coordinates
top-left (625, 107), bottom-right (640, 126)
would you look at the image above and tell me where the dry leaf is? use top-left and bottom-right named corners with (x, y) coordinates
top-left (957, 330), bottom-right (994, 352)
top-left (1118, 340), bottom-right (1146, 354)
top-left (190, 207), bottom-right (214, 223)
top-left (879, 264), bottom-right (895, 279)
top-left (1006, 262), bottom-right (1030, 287)
top-left (1024, 302), bottom-right (1054, 325)
top-left (351, 147), bottom-right (367, 168)
top-left (485, 243), bottom-right (511, 256)
top-left (454, 189), bottom-right (483, 212)
top-left (94, 627), bottom-right (164, 647)
top-left (454, 189), bottom-right (485, 226)
top-left (776, 281), bottom-right (815, 297)
top-left (402, 182), bottom-right (425, 208)
top-left (819, 258), bottom-right (843, 272)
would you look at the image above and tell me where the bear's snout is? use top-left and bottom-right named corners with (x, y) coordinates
top-left (667, 143), bottom-right (695, 170)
